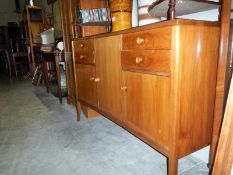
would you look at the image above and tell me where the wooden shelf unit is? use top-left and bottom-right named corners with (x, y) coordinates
top-left (77, 0), bottom-right (110, 37)
top-left (23, 5), bottom-right (43, 73)
top-left (75, 21), bottom-right (111, 26)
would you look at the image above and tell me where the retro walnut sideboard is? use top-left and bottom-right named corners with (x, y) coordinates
top-left (71, 19), bottom-right (220, 175)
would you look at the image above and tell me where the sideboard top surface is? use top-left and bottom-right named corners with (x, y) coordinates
top-left (72, 19), bottom-right (220, 40)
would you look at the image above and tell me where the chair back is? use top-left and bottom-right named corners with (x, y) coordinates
top-left (10, 38), bottom-right (27, 53)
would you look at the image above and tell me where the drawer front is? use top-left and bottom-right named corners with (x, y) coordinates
top-left (73, 39), bottom-right (95, 64)
top-left (122, 27), bottom-right (171, 50)
top-left (121, 50), bottom-right (170, 76)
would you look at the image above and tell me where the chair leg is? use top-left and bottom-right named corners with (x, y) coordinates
top-left (55, 56), bottom-right (62, 104)
top-left (3, 50), bottom-right (12, 79)
top-left (12, 55), bottom-right (18, 77)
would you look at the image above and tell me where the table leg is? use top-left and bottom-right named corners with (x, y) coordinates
top-left (167, 155), bottom-right (178, 175)
top-left (55, 56), bottom-right (62, 104)
top-left (43, 61), bottom-right (49, 93)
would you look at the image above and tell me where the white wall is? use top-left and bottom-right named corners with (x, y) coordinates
top-left (0, 0), bottom-right (21, 26)
top-left (0, 0), bottom-right (45, 26)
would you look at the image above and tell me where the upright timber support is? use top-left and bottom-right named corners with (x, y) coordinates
top-left (209, 0), bottom-right (231, 169)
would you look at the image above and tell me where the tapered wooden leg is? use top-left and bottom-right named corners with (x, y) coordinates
top-left (76, 101), bottom-right (81, 121)
top-left (55, 55), bottom-right (62, 104)
top-left (43, 61), bottom-right (49, 93)
top-left (167, 156), bottom-right (178, 175)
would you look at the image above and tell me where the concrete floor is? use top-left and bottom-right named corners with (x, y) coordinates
top-left (0, 74), bottom-right (210, 175)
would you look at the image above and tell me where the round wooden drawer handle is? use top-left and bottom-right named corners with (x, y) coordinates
top-left (121, 86), bottom-right (127, 91)
top-left (136, 37), bottom-right (144, 45)
top-left (79, 55), bottom-right (85, 60)
top-left (135, 57), bottom-right (143, 64)
top-left (79, 43), bottom-right (84, 48)
top-left (94, 78), bottom-right (100, 82)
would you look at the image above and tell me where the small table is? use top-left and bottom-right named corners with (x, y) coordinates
top-left (41, 49), bottom-right (65, 103)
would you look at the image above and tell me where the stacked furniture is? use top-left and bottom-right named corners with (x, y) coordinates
top-left (23, 5), bottom-right (43, 73)
top-left (59, 0), bottom-right (110, 115)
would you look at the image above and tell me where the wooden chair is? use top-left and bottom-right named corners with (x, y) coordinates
top-left (11, 38), bottom-right (29, 77)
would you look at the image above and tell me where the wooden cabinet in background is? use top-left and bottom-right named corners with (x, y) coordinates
top-left (72, 20), bottom-right (220, 175)
top-left (59, 0), bottom-right (76, 104)
top-left (77, 0), bottom-right (109, 37)
top-left (58, 0), bottom-right (110, 107)
top-left (23, 5), bottom-right (43, 73)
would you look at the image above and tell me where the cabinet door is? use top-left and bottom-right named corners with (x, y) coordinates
top-left (122, 71), bottom-right (171, 148)
top-left (76, 64), bottom-right (97, 107)
top-left (95, 36), bottom-right (123, 120)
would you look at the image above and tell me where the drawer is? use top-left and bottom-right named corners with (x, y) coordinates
top-left (121, 50), bottom-right (170, 76)
top-left (73, 39), bottom-right (94, 52)
top-left (122, 27), bottom-right (171, 50)
top-left (72, 39), bottom-right (95, 65)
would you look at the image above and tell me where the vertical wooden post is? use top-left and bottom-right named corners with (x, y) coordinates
top-left (168, 0), bottom-right (176, 20)
top-left (209, 0), bottom-right (231, 169)
top-left (212, 72), bottom-right (233, 174)
top-left (59, 0), bottom-right (77, 105)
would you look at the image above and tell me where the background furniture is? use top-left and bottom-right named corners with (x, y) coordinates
top-left (23, 5), bottom-right (43, 73)
top-left (58, 0), bottom-right (111, 107)
top-left (41, 49), bottom-right (65, 103)
top-left (75, 0), bottom-right (110, 37)
top-left (58, 0), bottom-right (77, 105)
top-left (11, 38), bottom-right (29, 77)
top-left (72, 20), bottom-right (220, 175)
top-left (0, 49), bottom-right (12, 78)
top-left (0, 26), bottom-right (10, 75)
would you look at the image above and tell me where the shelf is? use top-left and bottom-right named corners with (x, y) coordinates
top-left (148, 0), bottom-right (220, 17)
top-left (75, 21), bottom-right (111, 26)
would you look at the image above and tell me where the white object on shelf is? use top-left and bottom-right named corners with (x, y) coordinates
top-left (40, 28), bottom-right (55, 45)
top-left (30, 0), bottom-right (34, 6)
top-left (56, 41), bottom-right (64, 51)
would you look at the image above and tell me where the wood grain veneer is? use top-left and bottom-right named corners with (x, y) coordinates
top-left (122, 27), bottom-right (171, 50)
top-left (59, 0), bottom-right (76, 105)
top-left (209, 0), bottom-right (231, 168)
top-left (212, 72), bottom-right (233, 175)
top-left (73, 39), bottom-right (95, 65)
top-left (76, 64), bottom-right (97, 107)
top-left (72, 19), bottom-right (220, 175)
top-left (95, 36), bottom-right (123, 121)
top-left (121, 50), bottom-right (170, 76)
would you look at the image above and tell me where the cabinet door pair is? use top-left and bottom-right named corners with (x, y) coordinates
top-left (76, 35), bottom-right (170, 147)
top-left (77, 36), bottom-right (122, 121)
